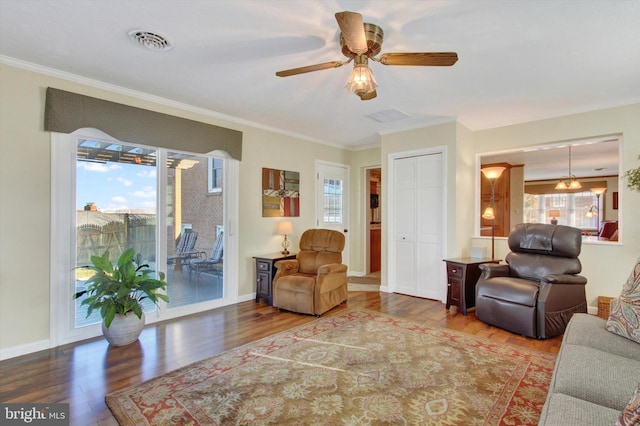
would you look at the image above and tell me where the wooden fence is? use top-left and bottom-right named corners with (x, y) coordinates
top-left (77, 214), bottom-right (156, 264)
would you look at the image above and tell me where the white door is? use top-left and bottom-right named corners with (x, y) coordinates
top-left (392, 152), bottom-right (444, 300)
top-left (316, 161), bottom-right (349, 266)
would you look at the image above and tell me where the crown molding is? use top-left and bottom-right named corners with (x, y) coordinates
top-left (0, 55), bottom-right (348, 150)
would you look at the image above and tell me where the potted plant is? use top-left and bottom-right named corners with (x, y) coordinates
top-left (624, 155), bottom-right (640, 193)
top-left (74, 248), bottom-right (168, 346)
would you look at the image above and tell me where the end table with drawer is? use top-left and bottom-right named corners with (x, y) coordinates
top-left (254, 252), bottom-right (296, 305)
top-left (443, 257), bottom-right (500, 315)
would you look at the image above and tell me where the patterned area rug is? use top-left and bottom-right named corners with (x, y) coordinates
top-left (106, 309), bottom-right (555, 425)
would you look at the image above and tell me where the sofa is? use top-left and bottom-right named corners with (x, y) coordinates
top-left (539, 257), bottom-right (640, 425)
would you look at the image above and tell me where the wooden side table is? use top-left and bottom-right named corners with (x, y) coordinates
top-left (443, 258), bottom-right (500, 315)
top-left (254, 252), bottom-right (296, 305)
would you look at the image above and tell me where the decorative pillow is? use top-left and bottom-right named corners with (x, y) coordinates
top-left (616, 384), bottom-right (640, 426)
top-left (606, 257), bottom-right (640, 343)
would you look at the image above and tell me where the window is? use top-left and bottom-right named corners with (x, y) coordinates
top-left (208, 158), bottom-right (223, 193)
top-left (524, 191), bottom-right (600, 229)
top-left (323, 178), bottom-right (343, 223)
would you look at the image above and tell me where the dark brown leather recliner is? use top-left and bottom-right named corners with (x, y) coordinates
top-left (476, 223), bottom-right (587, 339)
top-left (273, 229), bottom-right (348, 316)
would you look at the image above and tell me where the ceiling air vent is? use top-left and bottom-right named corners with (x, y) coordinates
top-left (128, 29), bottom-right (173, 52)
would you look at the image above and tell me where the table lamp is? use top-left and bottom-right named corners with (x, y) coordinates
top-left (275, 221), bottom-right (293, 255)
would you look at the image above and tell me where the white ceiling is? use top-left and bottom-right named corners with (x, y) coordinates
top-left (1, 0), bottom-right (639, 159)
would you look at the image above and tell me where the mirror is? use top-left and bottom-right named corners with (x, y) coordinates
top-left (479, 137), bottom-right (620, 240)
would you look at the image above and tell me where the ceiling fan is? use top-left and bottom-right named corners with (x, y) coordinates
top-left (275, 11), bottom-right (458, 100)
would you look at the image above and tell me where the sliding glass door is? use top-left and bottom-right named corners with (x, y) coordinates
top-left (52, 129), bottom-right (236, 345)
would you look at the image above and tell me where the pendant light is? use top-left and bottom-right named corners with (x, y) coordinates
top-left (555, 146), bottom-right (582, 190)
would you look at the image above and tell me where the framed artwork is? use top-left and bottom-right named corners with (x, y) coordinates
top-left (262, 168), bottom-right (300, 217)
top-left (613, 191), bottom-right (618, 210)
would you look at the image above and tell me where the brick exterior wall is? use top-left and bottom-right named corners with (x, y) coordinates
top-left (169, 158), bottom-right (224, 255)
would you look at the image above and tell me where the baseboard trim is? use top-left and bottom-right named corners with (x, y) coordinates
top-left (587, 305), bottom-right (598, 315)
top-left (0, 339), bottom-right (51, 361)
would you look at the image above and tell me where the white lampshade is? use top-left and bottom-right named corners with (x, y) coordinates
top-left (482, 206), bottom-right (495, 220)
top-left (481, 166), bottom-right (506, 180)
top-left (555, 180), bottom-right (568, 190)
top-left (591, 187), bottom-right (607, 195)
top-left (568, 179), bottom-right (582, 189)
top-left (276, 221), bottom-right (293, 235)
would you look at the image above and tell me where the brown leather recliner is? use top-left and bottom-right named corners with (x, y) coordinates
top-left (476, 223), bottom-right (587, 339)
top-left (273, 229), bottom-right (348, 316)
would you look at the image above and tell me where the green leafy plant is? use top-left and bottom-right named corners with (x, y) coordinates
top-left (74, 249), bottom-right (168, 328)
top-left (624, 155), bottom-right (640, 192)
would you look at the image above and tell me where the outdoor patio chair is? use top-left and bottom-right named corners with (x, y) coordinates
top-left (188, 231), bottom-right (223, 283)
top-left (167, 230), bottom-right (200, 270)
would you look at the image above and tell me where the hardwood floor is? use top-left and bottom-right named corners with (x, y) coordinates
top-left (0, 292), bottom-right (563, 425)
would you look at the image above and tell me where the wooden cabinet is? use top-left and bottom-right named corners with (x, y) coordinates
top-left (254, 253), bottom-right (296, 305)
top-left (443, 258), bottom-right (499, 315)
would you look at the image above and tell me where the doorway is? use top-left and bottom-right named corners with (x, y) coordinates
top-left (367, 168), bottom-right (381, 274)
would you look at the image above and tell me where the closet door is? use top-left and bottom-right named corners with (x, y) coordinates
top-left (393, 152), bottom-right (443, 300)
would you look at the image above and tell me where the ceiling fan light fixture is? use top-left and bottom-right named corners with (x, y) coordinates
top-left (345, 57), bottom-right (377, 97)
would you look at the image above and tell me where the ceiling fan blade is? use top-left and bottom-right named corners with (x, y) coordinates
top-left (275, 61), bottom-right (345, 77)
top-left (335, 11), bottom-right (368, 55)
top-left (359, 90), bottom-right (377, 101)
top-left (378, 52), bottom-right (458, 66)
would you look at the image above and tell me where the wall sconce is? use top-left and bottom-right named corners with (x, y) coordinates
top-left (275, 221), bottom-right (293, 255)
top-left (548, 210), bottom-right (560, 225)
top-left (585, 205), bottom-right (597, 219)
top-left (481, 166), bottom-right (506, 260)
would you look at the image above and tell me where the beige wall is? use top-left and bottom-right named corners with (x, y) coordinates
top-left (0, 63), bottom-right (348, 355)
top-left (2, 61), bottom-right (638, 357)
top-left (469, 104), bottom-right (640, 306)
top-left (379, 104), bottom-right (639, 306)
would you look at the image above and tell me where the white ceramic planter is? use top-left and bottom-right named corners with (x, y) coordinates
top-left (102, 311), bottom-right (145, 346)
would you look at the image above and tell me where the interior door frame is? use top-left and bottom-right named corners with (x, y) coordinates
top-left (363, 165), bottom-right (382, 276)
top-left (386, 146), bottom-right (448, 301)
top-left (316, 160), bottom-right (350, 268)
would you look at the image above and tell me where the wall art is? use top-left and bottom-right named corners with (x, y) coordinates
top-left (262, 168), bottom-right (300, 217)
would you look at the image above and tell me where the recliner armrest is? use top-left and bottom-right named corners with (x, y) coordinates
top-left (317, 263), bottom-right (348, 276)
top-left (541, 273), bottom-right (587, 285)
top-left (273, 260), bottom-right (299, 281)
top-left (479, 263), bottom-right (510, 279)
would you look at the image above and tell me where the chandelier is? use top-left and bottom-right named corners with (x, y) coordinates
top-left (555, 146), bottom-right (581, 190)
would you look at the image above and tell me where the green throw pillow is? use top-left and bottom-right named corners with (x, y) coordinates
top-left (606, 257), bottom-right (640, 344)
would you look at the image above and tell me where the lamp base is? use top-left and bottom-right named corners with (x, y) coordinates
top-left (281, 235), bottom-right (290, 255)
top-left (550, 219), bottom-right (558, 225)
